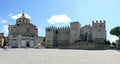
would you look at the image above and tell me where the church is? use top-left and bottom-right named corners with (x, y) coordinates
top-left (8, 13), bottom-right (38, 48)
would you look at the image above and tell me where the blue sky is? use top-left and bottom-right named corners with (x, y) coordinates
top-left (0, 0), bottom-right (120, 42)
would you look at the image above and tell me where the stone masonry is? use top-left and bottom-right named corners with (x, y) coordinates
top-left (45, 20), bottom-right (106, 49)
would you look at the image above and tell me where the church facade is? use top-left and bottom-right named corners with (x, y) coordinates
top-left (8, 13), bottom-right (38, 48)
top-left (45, 20), bottom-right (106, 48)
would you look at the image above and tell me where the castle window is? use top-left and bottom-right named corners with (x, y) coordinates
top-left (12, 27), bottom-right (16, 33)
top-left (26, 28), bottom-right (29, 32)
top-left (98, 29), bottom-right (100, 32)
top-left (100, 24), bottom-right (102, 27)
top-left (13, 36), bottom-right (15, 37)
top-left (47, 29), bottom-right (50, 31)
top-left (56, 30), bottom-right (58, 34)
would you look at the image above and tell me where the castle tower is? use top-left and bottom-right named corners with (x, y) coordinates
top-left (70, 22), bottom-right (80, 43)
top-left (92, 20), bottom-right (106, 43)
top-left (45, 26), bottom-right (56, 48)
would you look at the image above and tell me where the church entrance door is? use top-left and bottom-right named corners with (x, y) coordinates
top-left (22, 40), bottom-right (26, 47)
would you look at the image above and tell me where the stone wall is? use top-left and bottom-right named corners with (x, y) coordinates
top-left (70, 41), bottom-right (106, 50)
top-left (45, 21), bottom-right (106, 49)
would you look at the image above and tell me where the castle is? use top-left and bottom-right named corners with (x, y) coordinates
top-left (45, 20), bottom-right (106, 48)
top-left (8, 13), bottom-right (38, 48)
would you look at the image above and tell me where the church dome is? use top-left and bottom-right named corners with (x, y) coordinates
top-left (16, 13), bottom-right (30, 26)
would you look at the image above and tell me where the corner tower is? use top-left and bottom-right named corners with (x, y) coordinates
top-left (92, 20), bottom-right (106, 43)
top-left (45, 26), bottom-right (56, 48)
top-left (70, 22), bottom-right (80, 43)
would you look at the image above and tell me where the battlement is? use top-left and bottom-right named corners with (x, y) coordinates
top-left (46, 26), bottom-right (70, 31)
top-left (92, 20), bottom-right (106, 24)
top-left (46, 26), bottom-right (57, 29)
top-left (70, 21), bottom-right (79, 24)
top-left (84, 24), bottom-right (91, 27)
top-left (57, 26), bottom-right (70, 30)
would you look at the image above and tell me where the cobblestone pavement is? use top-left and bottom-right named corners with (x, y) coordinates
top-left (0, 48), bottom-right (120, 64)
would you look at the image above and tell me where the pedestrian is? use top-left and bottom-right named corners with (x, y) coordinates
top-left (26, 42), bottom-right (30, 49)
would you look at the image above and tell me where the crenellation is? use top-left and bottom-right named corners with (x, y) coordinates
top-left (46, 27), bottom-right (50, 29)
top-left (92, 20), bottom-right (94, 24)
top-left (65, 26), bottom-right (67, 29)
top-left (103, 20), bottom-right (106, 24)
top-left (100, 20), bottom-right (102, 23)
top-left (92, 20), bottom-right (106, 24)
top-left (46, 26), bottom-right (57, 30)
top-left (56, 26), bottom-right (70, 30)
top-left (88, 24), bottom-right (90, 26)
top-left (96, 20), bottom-right (98, 23)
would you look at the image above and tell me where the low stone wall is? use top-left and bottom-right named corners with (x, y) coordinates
top-left (69, 41), bottom-right (106, 50)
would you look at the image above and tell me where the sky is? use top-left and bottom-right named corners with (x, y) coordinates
top-left (0, 0), bottom-right (120, 42)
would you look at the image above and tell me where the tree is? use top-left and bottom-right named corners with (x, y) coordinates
top-left (42, 37), bottom-right (46, 46)
top-left (43, 37), bottom-right (46, 42)
top-left (110, 26), bottom-right (120, 48)
top-left (111, 42), bottom-right (117, 47)
top-left (104, 40), bottom-right (110, 45)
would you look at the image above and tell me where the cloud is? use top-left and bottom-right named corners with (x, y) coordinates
top-left (9, 13), bottom-right (31, 20)
top-left (2, 25), bottom-right (8, 34)
top-left (0, 19), bottom-right (7, 24)
top-left (47, 14), bottom-right (71, 24)
top-left (8, 13), bottom-right (13, 16)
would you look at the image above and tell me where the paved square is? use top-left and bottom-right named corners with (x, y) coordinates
top-left (0, 49), bottom-right (120, 64)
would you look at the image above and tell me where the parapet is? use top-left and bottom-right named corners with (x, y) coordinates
top-left (46, 26), bottom-right (57, 30)
top-left (92, 20), bottom-right (106, 24)
top-left (70, 21), bottom-right (79, 24)
top-left (57, 26), bottom-right (70, 30)
top-left (85, 24), bottom-right (91, 27)
top-left (46, 26), bottom-right (70, 31)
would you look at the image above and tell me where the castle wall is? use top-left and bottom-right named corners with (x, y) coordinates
top-left (45, 21), bottom-right (106, 49)
top-left (56, 27), bottom-right (70, 46)
top-left (45, 26), bottom-right (70, 48)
